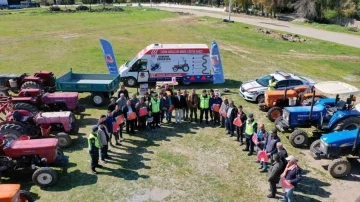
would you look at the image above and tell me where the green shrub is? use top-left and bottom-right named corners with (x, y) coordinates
top-left (324, 9), bottom-right (340, 21)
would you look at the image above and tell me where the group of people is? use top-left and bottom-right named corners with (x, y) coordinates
top-left (87, 84), bottom-right (301, 201)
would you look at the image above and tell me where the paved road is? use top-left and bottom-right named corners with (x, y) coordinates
top-left (142, 4), bottom-right (360, 48)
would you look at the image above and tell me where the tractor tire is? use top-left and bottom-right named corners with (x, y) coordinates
top-left (32, 167), bottom-right (58, 188)
top-left (309, 139), bottom-right (321, 154)
top-left (183, 65), bottom-right (189, 72)
top-left (328, 158), bottom-right (351, 178)
top-left (331, 117), bottom-right (360, 131)
top-left (0, 89), bottom-right (9, 97)
top-left (12, 102), bottom-right (39, 114)
top-left (20, 81), bottom-right (42, 91)
top-left (289, 129), bottom-right (308, 147)
top-left (0, 123), bottom-right (25, 138)
top-left (55, 132), bottom-right (71, 148)
top-left (267, 107), bottom-right (282, 122)
top-left (256, 95), bottom-right (264, 103)
top-left (91, 93), bottom-right (106, 107)
top-left (19, 190), bottom-right (34, 202)
top-left (124, 77), bottom-right (137, 87)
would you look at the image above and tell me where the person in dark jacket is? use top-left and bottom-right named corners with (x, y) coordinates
top-left (130, 93), bottom-right (139, 128)
top-left (112, 105), bottom-right (124, 141)
top-left (144, 92), bottom-right (151, 103)
top-left (187, 89), bottom-right (199, 123)
top-left (117, 85), bottom-right (129, 99)
top-left (182, 89), bottom-right (189, 121)
top-left (135, 97), bottom-right (148, 130)
top-left (98, 121), bottom-right (111, 163)
top-left (164, 84), bottom-right (173, 96)
top-left (173, 89), bottom-right (187, 123)
top-left (280, 155), bottom-right (302, 202)
top-left (243, 113), bottom-right (257, 156)
top-left (277, 142), bottom-right (288, 173)
top-left (235, 105), bottom-right (247, 144)
top-left (226, 100), bottom-right (238, 136)
top-left (108, 98), bottom-right (116, 112)
top-left (97, 115), bottom-right (106, 126)
top-left (260, 129), bottom-right (281, 172)
top-left (267, 153), bottom-right (283, 198)
top-left (160, 93), bottom-right (170, 123)
top-left (210, 92), bottom-right (222, 125)
top-left (105, 110), bottom-right (119, 146)
top-left (122, 100), bottom-right (136, 134)
top-left (209, 89), bottom-right (215, 122)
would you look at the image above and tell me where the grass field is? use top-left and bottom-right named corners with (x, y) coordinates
top-left (0, 7), bottom-right (360, 202)
top-left (292, 21), bottom-right (360, 36)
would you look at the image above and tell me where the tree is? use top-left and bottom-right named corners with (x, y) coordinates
top-left (294, 0), bottom-right (319, 20)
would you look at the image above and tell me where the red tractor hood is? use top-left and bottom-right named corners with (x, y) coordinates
top-left (3, 138), bottom-right (58, 161)
top-left (42, 92), bottom-right (79, 110)
top-left (35, 111), bottom-right (71, 125)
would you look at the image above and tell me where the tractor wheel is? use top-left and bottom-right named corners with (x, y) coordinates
top-left (309, 139), bottom-right (321, 154)
top-left (331, 117), bottom-right (360, 131)
top-left (0, 123), bottom-right (24, 138)
top-left (289, 129), bottom-right (308, 147)
top-left (12, 102), bottom-right (39, 114)
top-left (91, 93), bottom-right (105, 107)
top-left (55, 132), bottom-right (71, 148)
top-left (328, 158), bottom-right (351, 178)
top-left (267, 107), bottom-right (282, 122)
top-left (183, 65), bottom-right (189, 72)
top-left (256, 95), bottom-right (264, 103)
top-left (32, 167), bottom-right (58, 188)
top-left (19, 190), bottom-right (34, 202)
top-left (20, 81), bottom-right (42, 91)
top-left (124, 77), bottom-right (137, 87)
top-left (0, 89), bottom-right (9, 97)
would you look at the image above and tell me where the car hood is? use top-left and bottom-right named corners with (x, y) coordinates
top-left (240, 80), bottom-right (265, 92)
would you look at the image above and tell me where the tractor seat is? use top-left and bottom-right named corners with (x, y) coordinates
top-left (336, 100), bottom-right (346, 110)
top-left (325, 100), bottom-right (347, 116)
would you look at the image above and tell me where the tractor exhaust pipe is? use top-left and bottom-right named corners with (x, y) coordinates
top-left (309, 90), bottom-right (316, 120)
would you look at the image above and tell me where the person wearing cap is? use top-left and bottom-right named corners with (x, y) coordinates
top-left (98, 121), bottom-right (111, 164)
top-left (260, 128), bottom-right (281, 172)
top-left (280, 155), bottom-right (302, 202)
top-left (149, 93), bottom-right (161, 128)
top-left (209, 89), bottom-right (215, 122)
top-left (268, 76), bottom-right (278, 91)
top-left (219, 98), bottom-right (229, 128)
top-left (226, 100), bottom-right (238, 136)
top-left (174, 89), bottom-right (186, 123)
top-left (108, 98), bottom-right (116, 112)
top-left (88, 125), bottom-right (103, 174)
top-left (243, 113), bottom-right (257, 156)
top-left (123, 100), bottom-right (136, 134)
top-left (266, 153), bottom-right (283, 198)
top-left (199, 89), bottom-right (210, 124)
top-left (187, 89), bottom-right (199, 123)
top-left (210, 92), bottom-right (222, 125)
top-left (236, 105), bottom-right (247, 144)
top-left (117, 85), bottom-right (129, 99)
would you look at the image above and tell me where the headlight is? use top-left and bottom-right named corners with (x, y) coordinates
top-left (283, 110), bottom-right (289, 122)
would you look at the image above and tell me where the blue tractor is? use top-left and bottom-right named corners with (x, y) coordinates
top-left (310, 127), bottom-right (360, 178)
top-left (275, 81), bottom-right (360, 147)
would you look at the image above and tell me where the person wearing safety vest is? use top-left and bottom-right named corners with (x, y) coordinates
top-left (268, 76), bottom-right (278, 91)
top-left (242, 113), bottom-right (258, 156)
top-left (88, 125), bottom-right (103, 174)
top-left (149, 93), bottom-right (161, 129)
top-left (199, 89), bottom-right (210, 124)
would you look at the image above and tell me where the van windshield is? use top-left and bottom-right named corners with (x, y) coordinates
top-left (126, 57), bottom-right (138, 67)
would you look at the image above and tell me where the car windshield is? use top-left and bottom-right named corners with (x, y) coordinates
top-left (126, 57), bottom-right (138, 67)
top-left (256, 74), bottom-right (272, 87)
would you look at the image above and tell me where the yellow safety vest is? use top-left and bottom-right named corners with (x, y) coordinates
top-left (268, 80), bottom-right (278, 91)
top-left (151, 98), bottom-right (160, 113)
top-left (245, 120), bottom-right (256, 135)
top-left (88, 133), bottom-right (99, 149)
top-left (200, 95), bottom-right (210, 109)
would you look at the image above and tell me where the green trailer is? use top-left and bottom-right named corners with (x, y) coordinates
top-left (56, 68), bottom-right (120, 106)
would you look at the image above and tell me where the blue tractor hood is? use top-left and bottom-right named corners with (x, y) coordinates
top-left (321, 129), bottom-right (360, 147)
top-left (316, 98), bottom-right (336, 106)
top-left (285, 105), bottom-right (325, 113)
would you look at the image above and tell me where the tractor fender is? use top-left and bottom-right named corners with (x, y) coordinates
top-left (328, 110), bottom-right (360, 128)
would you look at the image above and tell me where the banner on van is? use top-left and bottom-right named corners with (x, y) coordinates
top-left (100, 39), bottom-right (119, 74)
top-left (210, 40), bottom-right (225, 84)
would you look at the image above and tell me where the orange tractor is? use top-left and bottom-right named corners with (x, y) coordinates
top-left (0, 184), bottom-right (34, 202)
top-left (259, 86), bottom-right (325, 122)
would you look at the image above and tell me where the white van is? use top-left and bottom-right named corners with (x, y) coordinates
top-left (119, 44), bottom-right (213, 87)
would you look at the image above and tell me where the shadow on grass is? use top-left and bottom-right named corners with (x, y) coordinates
top-left (296, 173), bottom-right (331, 198)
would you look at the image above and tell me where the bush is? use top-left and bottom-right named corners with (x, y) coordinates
top-left (49, 6), bottom-right (61, 11)
top-left (324, 9), bottom-right (340, 21)
top-left (76, 5), bottom-right (89, 11)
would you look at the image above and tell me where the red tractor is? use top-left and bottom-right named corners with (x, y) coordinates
top-left (0, 110), bottom-right (77, 148)
top-left (0, 136), bottom-right (68, 188)
top-left (0, 89), bottom-right (86, 114)
top-left (0, 71), bottom-right (56, 96)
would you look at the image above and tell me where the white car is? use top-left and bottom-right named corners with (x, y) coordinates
top-left (239, 71), bottom-right (315, 103)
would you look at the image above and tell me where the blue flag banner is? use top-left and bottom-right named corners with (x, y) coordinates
top-left (100, 39), bottom-right (119, 74)
top-left (211, 40), bottom-right (225, 84)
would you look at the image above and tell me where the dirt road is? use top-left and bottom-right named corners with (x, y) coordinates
top-left (147, 4), bottom-right (360, 48)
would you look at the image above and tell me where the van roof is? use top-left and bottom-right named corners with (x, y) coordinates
top-left (147, 44), bottom-right (209, 49)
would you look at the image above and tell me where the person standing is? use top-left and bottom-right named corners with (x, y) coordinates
top-left (226, 100), bottom-right (238, 136)
top-left (187, 89), bottom-right (199, 123)
top-left (243, 113), bottom-right (257, 156)
top-left (277, 142), bottom-right (288, 173)
top-left (98, 121), bottom-right (111, 164)
top-left (268, 76), bottom-right (278, 91)
top-left (130, 93), bottom-right (139, 129)
top-left (135, 97), bottom-right (148, 131)
top-left (219, 98), bottom-right (229, 128)
top-left (182, 89), bottom-right (189, 121)
top-left (88, 125), bottom-right (103, 174)
top-left (255, 124), bottom-right (268, 152)
top-left (174, 89), bottom-right (186, 123)
top-left (116, 93), bottom-right (127, 109)
top-left (105, 110), bottom-right (118, 147)
top-left (164, 84), bottom-right (173, 96)
top-left (123, 100), bottom-right (136, 134)
top-left (97, 115), bottom-right (106, 126)
top-left (166, 92), bottom-right (173, 123)
top-left (160, 93), bottom-right (170, 123)
top-left (260, 129), bottom-right (281, 172)
top-left (144, 92), bottom-right (151, 103)
top-left (199, 90), bottom-right (210, 124)
top-left (108, 98), bottom-right (116, 112)
top-left (149, 93), bottom-right (161, 129)
top-left (280, 156), bottom-right (302, 202)
top-left (267, 153), bottom-right (283, 198)
top-left (209, 89), bottom-right (215, 122)
top-left (118, 85), bottom-right (129, 99)
top-left (210, 92), bottom-right (222, 125)
top-left (236, 105), bottom-right (247, 145)
top-left (112, 105), bottom-right (124, 142)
